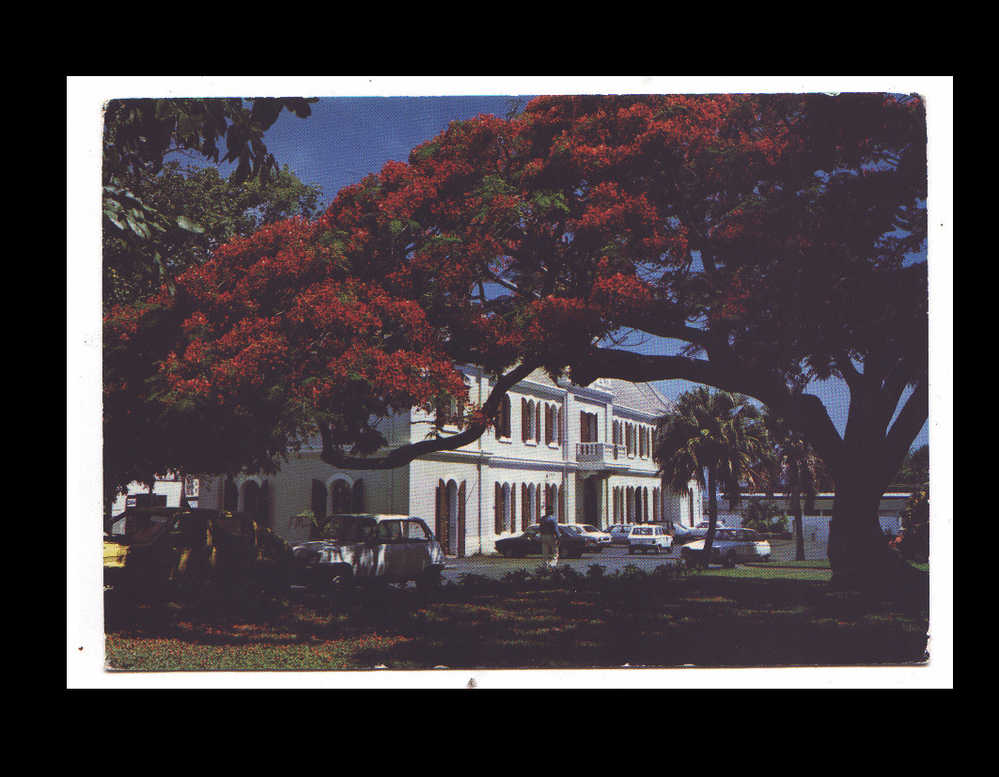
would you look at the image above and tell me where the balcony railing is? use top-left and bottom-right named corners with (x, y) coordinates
top-left (576, 442), bottom-right (627, 465)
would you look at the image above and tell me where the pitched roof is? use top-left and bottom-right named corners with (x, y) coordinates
top-left (519, 368), bottom-right (674, 417)
top-left (596, 378), bottom-right (675, 417)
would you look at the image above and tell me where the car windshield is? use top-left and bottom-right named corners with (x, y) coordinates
top-left (716, 529), bottom-right (736, 540)
top-left (116, 510), bottom-right (179, 542)
top-left (632, 527), bottom-right (653, 536)
top-left (580, 525), bottom-right (598, 532)
top-left (561, 525), bottom-right (581, 534)
top-left (326, 516), bottom-right (377, 542)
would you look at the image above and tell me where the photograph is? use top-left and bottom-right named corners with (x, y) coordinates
top-left (68, 76), bottom-right (953, 688)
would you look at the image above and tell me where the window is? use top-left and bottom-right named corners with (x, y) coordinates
top-left (580, 411), bottom-right (599, 443)
top-left (498, 395), bottom-right (512, 439)
top-left (330, 480), bottom-right (351, 514)
top-left (545, 404), bottom-right (554, 444)
top-left (524, 400), bottom-right (539, 443)
top-left (376, 520), bottom-right (404, 542)
top-left (404, 520), bottom-right (430, 541)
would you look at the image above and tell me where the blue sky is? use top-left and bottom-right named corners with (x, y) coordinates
top-left (225, 96), bottom-right (929, 451)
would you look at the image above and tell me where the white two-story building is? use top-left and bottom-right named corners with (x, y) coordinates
top-left (184, 367), bottom-right (703, 557)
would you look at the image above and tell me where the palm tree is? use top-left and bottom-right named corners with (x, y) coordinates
top-left (760, 409), bottom-right (830, 561)
top-left (655, 387), bottom-right (770, 565)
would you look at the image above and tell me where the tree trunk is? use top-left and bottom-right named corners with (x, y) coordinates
top-left (827, 468), bottom-right (908, 591)
top-left (702, 467), bottom-right (718, 566)
top-left (790, 480), bottom-right (805, 561)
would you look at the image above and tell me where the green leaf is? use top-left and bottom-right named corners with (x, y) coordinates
top-left (176, 215), bottom-right (206, 234)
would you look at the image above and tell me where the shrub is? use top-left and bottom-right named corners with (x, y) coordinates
top-left (500, 568), bottom-right (534, 588)
top-left (585, 564), bottom-right (608, 584)
top-left (893, 483), bottom-right (929, 562)
top-left (742, 498), bottom-right (789, 536)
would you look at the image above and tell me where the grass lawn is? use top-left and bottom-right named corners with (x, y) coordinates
top-left (105, 562), bottom-right (929, 671)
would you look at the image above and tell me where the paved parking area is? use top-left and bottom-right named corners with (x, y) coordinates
top-left (440, 545), bottom-right (682, 582)
top-left (439, 538), bottom-right (824, 583)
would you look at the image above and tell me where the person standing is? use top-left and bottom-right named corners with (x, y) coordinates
top-left (539, 510), bottom-right (561, 568)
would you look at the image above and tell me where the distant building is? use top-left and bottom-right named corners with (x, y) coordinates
top-left (189, 368), bottom-right (702, 556)
top-left (702, 491), bottom-right (912, 559)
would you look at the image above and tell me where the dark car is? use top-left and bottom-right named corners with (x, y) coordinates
top-left (494, 523), bottom-right (587, 559)
top-left (103, 507), bottom-right (292, 598)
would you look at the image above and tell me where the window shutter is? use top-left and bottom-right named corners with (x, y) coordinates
top-left (535, 403), bottom-right (541, 443)
top-left (351, 479), bottom-right (364, 512)
top-left (495, 483), bottom-right (502, 534)
top-left (458, 481), bottom-right (466, 557)
top-left (522, 398), bottom-right (528, 440)
top-left (522, 483), bottom-right (529, 531)
top-left (436, 480), bottom-right (447, 549)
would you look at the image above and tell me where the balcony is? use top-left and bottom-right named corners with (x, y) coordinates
top-left (575, 442), bottom-right (627, 468)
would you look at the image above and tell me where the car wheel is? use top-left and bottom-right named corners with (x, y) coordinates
top-left (320, 565), bottom-right (353, 596)
top-left (416, 568), bottom-right (442, 594)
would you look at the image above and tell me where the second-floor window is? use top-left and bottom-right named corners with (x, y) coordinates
top-left (496, 395), bottom-right (512, 439)
top-left (580, 411), bottom-right (599, 443)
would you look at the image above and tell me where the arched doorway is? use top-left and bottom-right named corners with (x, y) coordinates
top-left (583, 476), bottom-right (599, 527)
top-left (436, 479), bottom-right (466, 557)
top-left (241, 481), bottom-right (260, 520)
top-left (259, 480), bottom-right (271, 528)
top-left (223, 477), bottom-right (238, 512)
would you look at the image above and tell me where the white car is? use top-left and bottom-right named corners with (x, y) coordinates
top-left (626, 524), bottom-right (673, 554)
top-left (572, 523), bottom-right (612, 552)
top-left (291, 514), bottom-right (445, 593)
top-left (608, 524), bottom-right (635, 545)
top-left (679, 527), bottom-right (771, 567)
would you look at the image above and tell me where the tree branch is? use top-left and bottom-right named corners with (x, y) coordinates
top-left (881, 380), bottom-right (928, 485)
top-left (318, 361), bottom-right (539, 470)
top-left (572, 346), bottom-right (845, 473)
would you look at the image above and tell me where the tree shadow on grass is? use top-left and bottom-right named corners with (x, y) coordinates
top-left (105, 571), bottom-right (929, 669)
top-left (352, 574), bottom-right (930, 669)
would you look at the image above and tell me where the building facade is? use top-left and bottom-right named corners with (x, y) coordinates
top-left (188, 368), bottom-right (702, 557)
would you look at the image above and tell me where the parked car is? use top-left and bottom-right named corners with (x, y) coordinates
top-left (626, 524), bottom-right (673, 554)
top-left (103, 507), bottom-right (292, 597)
top-left (679, 527), bottom-right (771, 567)
top-left (495, 524), bottom-right (587, 559)
top-left (608, 524), bottom-right (635, 545)
top-left (572, 523), bottom-right (612, 552)
top-left (290, 514), bottom-right (445, 593)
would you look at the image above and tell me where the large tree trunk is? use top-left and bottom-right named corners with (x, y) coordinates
top-left (827, 466), bottom-right (909, 591)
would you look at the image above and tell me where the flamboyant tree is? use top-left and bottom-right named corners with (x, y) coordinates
top-left (106, 93), bottom-right (927, 590)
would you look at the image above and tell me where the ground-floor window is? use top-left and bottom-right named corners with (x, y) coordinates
top-left (330, 479), bottom-right (351, 515)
